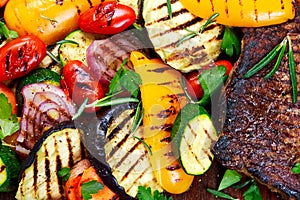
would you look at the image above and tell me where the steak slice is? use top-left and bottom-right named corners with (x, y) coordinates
top-left (213, 6), bottom-right (300, 200)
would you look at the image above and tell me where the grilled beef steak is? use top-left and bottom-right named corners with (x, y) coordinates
top-left (213, 5), bottom-right (300, 200)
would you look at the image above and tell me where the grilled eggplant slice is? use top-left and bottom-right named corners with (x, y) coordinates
top-left (143, 0), bottom-right (223, 72)
top-left (83, 103), bottom-right (163, 198)
top-left (15, 121), bottom-right (84, 200)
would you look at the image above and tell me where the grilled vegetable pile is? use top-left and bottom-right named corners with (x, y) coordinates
top-left (0, 0), bottom-right (296, 199)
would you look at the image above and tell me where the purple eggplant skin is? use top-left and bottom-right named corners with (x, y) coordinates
top-left (81, 102), bottom-right (138, 200)
top-left (17, 120), bottom-right (78, 182)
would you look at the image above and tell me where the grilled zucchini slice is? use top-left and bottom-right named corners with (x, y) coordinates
top-left (179, 114), bottom-right (218, 175)
top-left (15, 121), bottom-right (84, 200)
top-left (171, 103), bottom-right (217, 175)
top-left (0, 143), bottom-right (21, 192)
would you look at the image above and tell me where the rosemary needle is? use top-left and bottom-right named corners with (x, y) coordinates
top-left (166, 0), bottom-right (172, 19)
top-left (264, 38), bottom-right (287, 79)
top-left (176, 13), bottom-right (219, 47)
top-left (244, 41), bottom-right (284, 78)
top-left (288, 36), bottom-right (297, 103)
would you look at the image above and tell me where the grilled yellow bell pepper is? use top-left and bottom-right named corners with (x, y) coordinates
top-left (130, 51), bottom-right (194, 194)
top-left (4, 0), bottom-right (100, 45)
top-left (180, 0), bottom-right (295, 27)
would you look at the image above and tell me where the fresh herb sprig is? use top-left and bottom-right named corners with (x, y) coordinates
top-left (207, 169), bottom-right (262, 200)
top-left (176, 13), bottom-right (219, 47)
top-left (137, 186), bottom-right (172, 200)
top-left (181, 65), bottom-right (227, 106)
top-left (81, 180), bottom-right (104, 200)
top-left (109, 58), bottom-right (142, 98)
top-left (166, 0), bottom-right (172, 19)
top-left (221, 26), bottom-right (241, 59)
top-left (58, 167), bottom-right (71, 182)
top-left (0, 94), bottom-right (20, 140)
top-left (244, 36), bottom-right (298, 103)
top-left (0, 21), bottom-right (18, 40)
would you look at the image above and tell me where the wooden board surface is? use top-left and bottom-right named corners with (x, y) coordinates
top-left (0, 161), bottom-right (282, 200)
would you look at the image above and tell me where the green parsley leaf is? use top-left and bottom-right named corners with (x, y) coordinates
top-left (0, 94), bottom-right (20, 139)
top-left (221, 26), bottom-right (241, 58)
top-left (81, 180), bottom-right (104, 200)
top-left (0, 21), bottom-right (18, 40)
top-left (218, 169), bottom-right (242, 191)
top-left (207, 188), bottom-right (237, 200)
top-left (137, 186), bottom-right (173, 200)
top-left (197, 66), bottom-right (227, 105)
top-left (58, 167), bottom-right (71, 182)
top-left (109, 59), bottom-right (142, 98)
top-left (292, 163), bottom-right (300, 174)
top-left (243, 181), bottom-right (262, 200)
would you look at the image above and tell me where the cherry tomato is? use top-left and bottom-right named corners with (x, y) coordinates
top-left (0, 35), bottom-right (46, 82)
top-left (185, 70), bottom-right (204, 100)
top-left (0, 82), bottom-right (17, 115)
top-left (61, 60), bottom-right (105, 113)
top-left (215, 60), bottom-right (233, 75)
top-left (185, 60), bottom-right (233, 99)
top-left (78, 1), bottom-right (136, 35)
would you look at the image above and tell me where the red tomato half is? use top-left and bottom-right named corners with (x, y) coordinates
top-left (78, 1), bottom-right (136, 35)
top-left (61, 60), bottom-right (105, 113)
top-left (0, 82), bottom-right (17, 115)
top-left (185, 70), bottom-right (204, 100)
top-left (0, 35), bottom-right (46, 82)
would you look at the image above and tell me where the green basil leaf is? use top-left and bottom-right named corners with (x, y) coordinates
top-left (197, 66), bottom-right (226, 105)
top-left (0, 21), bottom-right (18, 39)
top-left (218, 169), bottom-right (242, 191)
top-left (243, 182), bottom-right (262, 200)
top-left (221, 26), bottom-right (241, 58)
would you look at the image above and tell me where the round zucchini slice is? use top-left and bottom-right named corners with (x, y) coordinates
top-left (179, 114), bottom-right (218, 175)
top-left (0, 145), bottom-right (22, 192)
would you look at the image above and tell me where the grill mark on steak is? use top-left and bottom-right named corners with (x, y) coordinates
top-left (213, 5), bottom-right (300, 200)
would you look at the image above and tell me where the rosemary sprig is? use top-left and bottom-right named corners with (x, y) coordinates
top-left (166, 0), bottom-right (172, 19)
top-left (46, 50), bottom-right (61, 65)
top-left (263, 38), bottom-right (287, 79)
top-left (176, 13), bottom-right (219, 47)
top-left (130, 102), bottom-right (144, 135)
top-left (288, 36), bottom-right (297, 103)
top-left (40, 15), bottom-right (58, 23)
top-left (133, 136), bottom-right (153, 156)
top-left (244, 39), bottom-right (286, 78)
top-left (72, 98), bottom-right (89, 120)
top-left (244, 36), bottom-right (298, 103)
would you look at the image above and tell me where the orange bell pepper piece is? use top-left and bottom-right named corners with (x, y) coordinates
top-left (4, 0), bottom-right (100, 45)
top-left (130, 51), bottom-right (194, 194)
top-left (180, 0), bottom-right (295, 27)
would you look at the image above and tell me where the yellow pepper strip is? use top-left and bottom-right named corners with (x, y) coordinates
top-left (4, 0), bottom-right (100, 45)
top-left (180, 0), bottom-right (295, 27)
top-left (130, 51), bottom-right (194, 194)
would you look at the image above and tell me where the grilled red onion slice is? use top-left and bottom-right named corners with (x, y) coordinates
top-left (86, 30), bottom-right (147, 87)
top-left (17, 83), bottom-right (76, 151)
